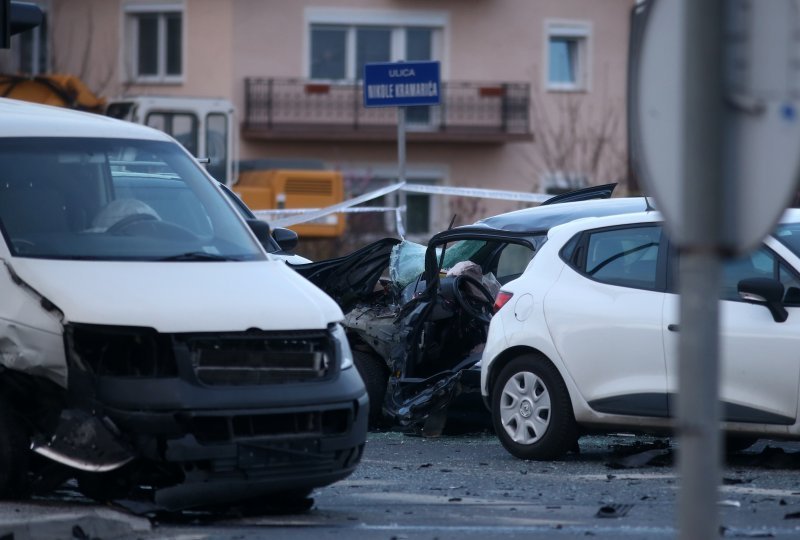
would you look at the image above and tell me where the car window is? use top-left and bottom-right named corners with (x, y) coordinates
top-left (582, 225), bottom-right (661, 290)
top-left (441, 239), bottom-right (487, 269)
top-left (218, 183), bottom-right (281, 253)
top-left (496, 243), bottom-right (535, 283)
top-left (0, 137), bottom-right (265, 261)
top-left (774, 222), bottom-right (800, 257)
top-left (720, 247), bottom-right (800, 305)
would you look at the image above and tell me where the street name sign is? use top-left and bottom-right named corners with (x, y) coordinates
top-left (363, 61), bottom-right (441, 108)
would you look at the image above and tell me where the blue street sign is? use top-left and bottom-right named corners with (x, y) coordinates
top-left (363, 61), bottom-right (441, 108)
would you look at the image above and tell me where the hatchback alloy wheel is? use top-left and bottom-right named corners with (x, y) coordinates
top-left (499, 371), bottom-right (551, 444)
top-left (491, 355), bottom-right (578, 460)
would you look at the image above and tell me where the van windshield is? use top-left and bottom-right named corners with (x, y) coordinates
top-left (0, 137), bottom-right (266, 261)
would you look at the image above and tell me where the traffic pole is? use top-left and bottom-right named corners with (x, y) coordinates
top-left (677, 0), bottom-right (725, 538)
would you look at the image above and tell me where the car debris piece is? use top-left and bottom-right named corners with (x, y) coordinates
top-left (595, 503), bottom-right (634, 518)
top-left (606, 448), bottom-right (672, 469)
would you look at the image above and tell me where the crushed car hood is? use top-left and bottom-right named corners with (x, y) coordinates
top-left (291, 238), bottom-right (401, 312)
top-left (8, 258), bottom-right (343, 332)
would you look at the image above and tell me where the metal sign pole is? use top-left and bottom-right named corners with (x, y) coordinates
top-left (677, 0), bottom-right (724, 538)
top-left (397, 106), bottom-right (407, 238)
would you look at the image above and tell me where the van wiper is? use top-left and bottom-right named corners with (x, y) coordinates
top-left (159, 251), bottom-right (237, 261)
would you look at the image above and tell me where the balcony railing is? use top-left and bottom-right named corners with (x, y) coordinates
top-left (243, 78), bottom-right (532, 143)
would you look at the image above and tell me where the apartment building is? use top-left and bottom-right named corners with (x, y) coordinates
top-left (1, 0), bottom-right (634, 241)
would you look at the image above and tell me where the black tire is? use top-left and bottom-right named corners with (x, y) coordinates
top-left (0, 400), bottom-right (30, 499)
top-left (491, 355), bottom-right (577, 460)
top-left (353, 350), bottom-right (388, 427)
top-left (724, 435), bottom-right (758, 454)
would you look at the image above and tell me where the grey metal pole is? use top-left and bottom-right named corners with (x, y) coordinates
top-left (677, 0), bottom-right (725, 538)
top-left (397, 106), bottom-right (407, 237)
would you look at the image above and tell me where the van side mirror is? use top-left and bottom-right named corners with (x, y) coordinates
top-left (246, 218), bottom-right (272, 246)
top-left (738, 277), bottom-right (788, 323)
top-left (272, 227), bottom-right (298, 253)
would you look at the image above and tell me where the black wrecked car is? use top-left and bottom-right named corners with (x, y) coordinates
top-left (293, 184), bottom-right (641, 433)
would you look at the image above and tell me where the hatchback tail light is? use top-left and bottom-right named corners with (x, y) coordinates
top-left (493, 291), bottom-right (514, 313)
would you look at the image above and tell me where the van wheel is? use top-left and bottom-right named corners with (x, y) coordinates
top-left (0, 401), bottom-right (30, 499)
top-left (491, 355), bottom-right (577, 460)
top-left (353, 350), bottom-right (388, 428)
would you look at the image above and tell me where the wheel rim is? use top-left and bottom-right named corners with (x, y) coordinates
top-left (499, 371), bottom-right (551, 445)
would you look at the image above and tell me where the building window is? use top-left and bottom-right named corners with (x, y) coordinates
top-left (307, 9), bottom-right (445, 129)
top-left (307, 9), bottom-right (444, 78)
top-left (546, 21), bottom-right (590, 91)
top-left (344, 174), bottom-right (439, 238)
top-left (309, 23), bottom-right (440, 81)
top-left (406, 191), bottom-right (431, 235)
top-left (126, 6), bottom-right (183, 82)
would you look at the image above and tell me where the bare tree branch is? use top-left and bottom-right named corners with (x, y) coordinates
top-left (527, 92), bottom-right (626, 193)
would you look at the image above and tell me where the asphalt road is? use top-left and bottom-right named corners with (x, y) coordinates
top-left (3, 431), bottom-right (800, 539)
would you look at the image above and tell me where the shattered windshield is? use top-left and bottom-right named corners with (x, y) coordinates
top-left (0, 137), bottom-right (265, 261)
top-left (389, 239), bottom-right (487, 289)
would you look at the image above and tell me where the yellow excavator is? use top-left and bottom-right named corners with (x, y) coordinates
top-left (0, 73), bottom-right (106, 112)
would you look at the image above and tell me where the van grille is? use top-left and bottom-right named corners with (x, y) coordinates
top-left (189, 408), bottom-right (351, 443)
top-left (184, 331), bottom-right (333, 386)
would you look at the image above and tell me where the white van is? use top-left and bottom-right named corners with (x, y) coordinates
top-left (0, 98), bottom-right (367, 510)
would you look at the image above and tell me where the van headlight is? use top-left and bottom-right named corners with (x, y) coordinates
top-left (331, 323), bottom-right (353, 370)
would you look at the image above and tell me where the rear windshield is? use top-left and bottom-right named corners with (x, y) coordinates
top-left (0, 137), bottom-right (265, 261)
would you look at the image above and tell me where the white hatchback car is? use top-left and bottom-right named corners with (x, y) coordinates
top-left (481, 201), bottom-right (800, 460)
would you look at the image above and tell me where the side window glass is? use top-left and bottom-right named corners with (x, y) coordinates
top-left (496, 243), bottom-right (535, 283)
top-left (206, 113), bottom-right (228, 183)
top-left (584, 226), bottom-right (661, 290)
top-left (720, 247), bottom-right (776, 301)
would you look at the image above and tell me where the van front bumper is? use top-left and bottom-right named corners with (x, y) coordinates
top-left (99, 373), bottom-right (368, 510)
top-left (61, 323), bottom-right (369, 510)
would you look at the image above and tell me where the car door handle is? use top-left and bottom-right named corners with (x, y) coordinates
top-left (667, 324), bottom-right (680, 332)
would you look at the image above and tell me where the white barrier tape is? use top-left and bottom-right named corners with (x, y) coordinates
top-left (257, 181), bottom-right (550, 229)
top-left (267, 181), bottom-right (405, 228)
top-left (401, 183), bottom-right (551, 203)
top-left (253, 206), bottom-right (400, 218)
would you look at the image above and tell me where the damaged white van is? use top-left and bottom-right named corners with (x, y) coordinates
top-left (0, 98), bottom-right (367, 510)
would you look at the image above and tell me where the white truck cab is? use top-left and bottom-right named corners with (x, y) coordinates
top-left (0, 98), bottom-right (367, 510)
top-left (106, 96), bottom-right (237, 186)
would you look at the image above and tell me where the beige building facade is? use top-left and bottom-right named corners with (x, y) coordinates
top-left (1, 0), bottom-right (634, 240)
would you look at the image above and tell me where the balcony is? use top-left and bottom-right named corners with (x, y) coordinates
top-left (242, 78), bottom-right (532, 144)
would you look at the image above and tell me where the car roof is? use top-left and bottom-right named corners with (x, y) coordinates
top-left (473, 197), bottom-right (651, 233)
top-left (0, 97), bottom-right (171, 140)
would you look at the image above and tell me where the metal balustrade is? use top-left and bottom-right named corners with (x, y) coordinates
top-left (243, 78), bottom-right (532, 143)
